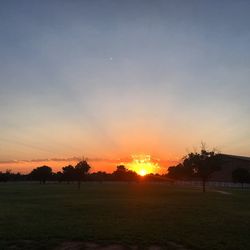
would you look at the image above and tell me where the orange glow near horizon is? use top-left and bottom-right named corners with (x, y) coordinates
top-left (0, 153), bottom-right (178, 174)
top-left (125, 154), bottom-right (160, 176)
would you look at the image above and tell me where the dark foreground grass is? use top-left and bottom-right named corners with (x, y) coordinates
top-left (0, 182), bottom-right (249, 250)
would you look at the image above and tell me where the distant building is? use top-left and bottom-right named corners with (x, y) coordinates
top-left (210, 154), bottom-right (250, 182)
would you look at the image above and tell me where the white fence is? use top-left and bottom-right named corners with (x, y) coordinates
top-left (175, 180), bottom-right (250, 188)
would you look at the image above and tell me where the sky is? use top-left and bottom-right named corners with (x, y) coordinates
top-left (0, 0), bottom-right (250, 173)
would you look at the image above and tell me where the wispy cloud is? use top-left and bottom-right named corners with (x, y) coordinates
top-left (0, 156), bottom-right (179, 166)
top-left (0, 157), bottom-right (122, 165)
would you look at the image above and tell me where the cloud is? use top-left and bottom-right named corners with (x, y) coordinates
top-left (0, 156), bottom-right (121, 165)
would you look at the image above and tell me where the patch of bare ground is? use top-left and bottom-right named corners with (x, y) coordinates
top-left (167, 241), bottom-right (189, 250)
top-left (214, 190), bottom-right (232, 195)
top-left (55, 241), bottom-right (85, 250)
top-left (55, 241), bottom-right (189, 250)
top-left (147, 246), bottom-right (163, 250)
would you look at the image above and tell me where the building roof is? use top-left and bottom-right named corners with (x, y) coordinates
top-left (219, 154), bottom-right (250, 162)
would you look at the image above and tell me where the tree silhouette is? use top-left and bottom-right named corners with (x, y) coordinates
top-left (112, 165), bottom-right (138, 182)
top-left (183, 149), bottom-right (221, 192)
top-left (62, 165), bottom-right (75, 183)
top-left (90, 171), bottom-right (109, 183)
top-left (113, 165), bottom-right (126, 180)
top-left (55, 171), bottom-right (63, 183)
top-left (30, 166), bottom-right (52, 184)
top-left (232, 168), bottom-right (249, 188)
top-left (74, 160), bottom-right (91, 189)
top-left (0, 170), bottom-right (12, 182)
top-left (167, 163), bottom-right (192, 180)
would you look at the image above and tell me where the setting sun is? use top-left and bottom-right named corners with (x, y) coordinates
top-left (138, 169), bottom-right (147, 176)
top-left (125, 154), bottom-right (160, 176)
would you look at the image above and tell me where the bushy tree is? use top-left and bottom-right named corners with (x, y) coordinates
top-left (112, 165), bottom-right (138, 182)
top-left (89, 171), bottom-right (110, 182)
top-left (55, 171), bottom-right (63, 183)
top-left (167, 164), bottom-right (192, 180)
top-left (62, 165), bottom-right (75, 183)
top-left (29, 166), bottom-right (52, 184)
top-left (112, 165), bottom-right (127, 181)
top-left (183, 150), bottom-right (221, 192)
top-left (167, 147), bottom-right (222, 192)
top-left (232, 168), bottom-right (250, 188)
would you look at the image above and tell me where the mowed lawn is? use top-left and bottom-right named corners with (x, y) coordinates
top-left (0, 183), bottom-right (249, 250)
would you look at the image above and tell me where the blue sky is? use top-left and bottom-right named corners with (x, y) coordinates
top-left (0, 0), bottom-right (250, 171)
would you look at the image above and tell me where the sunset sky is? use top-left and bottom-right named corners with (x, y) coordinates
top-left (0, 1), bottom-right (250, 173)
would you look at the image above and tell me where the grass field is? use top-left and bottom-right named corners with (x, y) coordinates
top-left (0, 182), bottom-right (249, 250)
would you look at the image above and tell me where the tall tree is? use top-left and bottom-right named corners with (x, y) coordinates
top-left (74, 160), bottom-right (91, 189)
top-left (183, 149), bottom-right (221, 192)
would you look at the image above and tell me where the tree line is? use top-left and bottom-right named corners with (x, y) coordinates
top-left (0, 162), bottom-right (168, 189)
top-left (1, 147), bottom-right (250, 191)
